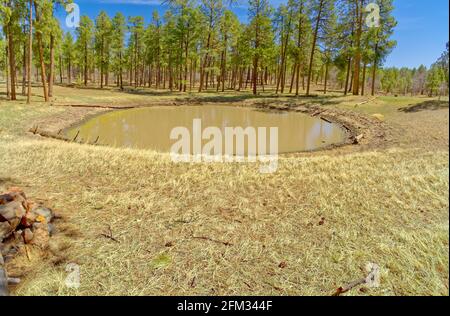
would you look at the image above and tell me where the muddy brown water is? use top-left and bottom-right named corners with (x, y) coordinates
top-left (65, 105), bottom-right (347, 154)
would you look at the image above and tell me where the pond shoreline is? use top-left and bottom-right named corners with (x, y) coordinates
top-left (28, 100), bottom-right (389, 155)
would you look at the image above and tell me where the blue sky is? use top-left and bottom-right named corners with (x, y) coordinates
top-left (55, 0), bottom-right (449, 68)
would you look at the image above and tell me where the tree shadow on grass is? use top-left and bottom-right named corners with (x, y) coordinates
top-left (399, 100), bottom-right (449, 113)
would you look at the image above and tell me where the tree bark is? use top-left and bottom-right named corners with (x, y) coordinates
top-left (22, 33), bottom-right (26, 96)
top-left (59, 54), bottom-right (63, 84)
top-left (6, 13), bottom-right (16, 101)
top-left (324, 62), bottom-right (329, 94)
top-left (344, 57), bottom-right (351, 95)
top-left (361, 62), bottom-right (367, 96)
top-left (27, 0), bottom-right (32, 104)
top-left (49, 35), bottom-right (55, 97)
top-left (306, 0), bottom-right (324, 96)
top-left (352, 0), bottom-right (364, 95)
top-left (34, 1), bottom-right (49, 102)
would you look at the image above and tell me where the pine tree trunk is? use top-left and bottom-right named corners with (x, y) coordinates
top-left (84, 41), bottom-right (88, 85)
top-left (68, 57), bottom-right (71, 84)
top-left (221, 36), bottom-right (227, 92)
top-left (6, 39), bottom-right (10, 99)
top-left (27, 0), bottom-right (33, 104)
top-left (6, 17), bottom-right (16, 101)
top-left (34, 1), bottom-right (49, 101)
top-left (252, 12), bottom-right (260, 96)
top-left (371, 39), bottom-right (379, 96)
top-left (289, 63), bottom-right (296, 93)
top-left (361, 62), bottom-right (367, 96)
top-left (184, 29), bottom-right (189, 92)
top-left (49, 34), bottom-right (55, 97)
top-left (324, 62), bottom-right (329, 94)
top-left (306, 0), bottom-right (324, 96)
top-left (199, 11), bottom-right (213, 93)
top-left (344, 57), bottom-right (351, 95)
top-left (59, 54), bottom-right (63, 84)
top-left (352, 0), bottom-right (363, 95)
top-left (100, 36), bottom-right (104, 89)
top-left (22, 37), bottom-right (27, 96)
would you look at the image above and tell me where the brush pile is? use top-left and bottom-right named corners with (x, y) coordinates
top-left (0, 188), bottom-right (55, 296)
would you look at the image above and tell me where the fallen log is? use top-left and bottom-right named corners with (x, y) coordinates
top-left (320, 117), bottom-right (333, 124)
top-left (29, 127), bottom-right (100, 146)
top-left (54, 104), bottom-right (142, 109)
top-left (354, 97), bottom-right (377, 108)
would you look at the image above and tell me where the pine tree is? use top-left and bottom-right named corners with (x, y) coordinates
top-left (370, 0), bottom-right (396, 96)
top-left (128, 16), bottom-right (144, 88)
top-left (95, 11), bottom-right (112, 88)
top-left (111, 12), bottom-right (126, 90)
top-left (248, 0), bottom-right (273, 95)
top-left (76, 15), bottom-right (94, 86)
top-left (62, 32), bottom-right (74, 84)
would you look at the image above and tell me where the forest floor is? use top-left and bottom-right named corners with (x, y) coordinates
top-left (0, 84), bottom-right (448, 296)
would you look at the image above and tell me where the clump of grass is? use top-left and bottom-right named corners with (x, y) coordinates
top-left (151, 253), bottom-right (172, 269)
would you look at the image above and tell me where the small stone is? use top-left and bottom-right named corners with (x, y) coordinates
top-left (0, 201), bottom-right (26, 223)
top-left (0, 194), bottom-right (14, 205)
top-left (23, 229), bottom-right (34, 244)
top-left (0, 222), bottom-right (13, 240)
top-left (47, 224), bottom-right (56, 236)
top-left (0, 267), bottom-right (8, 296)
top-left (31, 223), bottom-right (50, 249)
top-left (31, 206), bottom-right (54, 224)
top-left (24, 212), bottom-right (37, 227)
top-left (13, 230), bottom-right (23, 241)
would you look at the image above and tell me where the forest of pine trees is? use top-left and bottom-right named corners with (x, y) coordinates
top-left (0, 0), bottom-right (448, 103)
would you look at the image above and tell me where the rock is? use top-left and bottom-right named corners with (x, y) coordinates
top-left (0, 201), bottom-right (27, 225)
top-left (24, 212), bottom-right (37, 227)
top-left (0, 222), bottom-right (13, 240)
top-left (47, 224), bottom-right (56, 237)
top-left (0, 266), bottom-right (8, 296)
top-left (0, 194), bottom-right (14, 205)
top-left (353, 134), bottom-right (364, 144)
top-left (31, 206), bottom-right (54, 224)
top-left (31, 223), bottom-right (50, 249)
top-left (4, 189), bottom-right (29, 211)
top-left (23, 228), bottom-right (34, 244)
top-left (0, 254), bottom-right (7, 297)
top-left (13, 230), bottom-right (23, 243)
top-left (7, 187), bottom-right (26, 200)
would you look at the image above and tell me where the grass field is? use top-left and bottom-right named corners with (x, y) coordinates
top-left (0, 84), bottom-right (448, 296)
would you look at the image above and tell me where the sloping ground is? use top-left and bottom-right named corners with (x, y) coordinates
top-left (0, 92), bottom-right (448, 296)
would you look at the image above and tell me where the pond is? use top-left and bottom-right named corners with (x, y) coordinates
top-left (65, 105), bottom-right (347, 154)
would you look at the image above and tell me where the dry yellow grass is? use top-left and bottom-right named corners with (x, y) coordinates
top-left (0, 87), bottom-right (448, 296)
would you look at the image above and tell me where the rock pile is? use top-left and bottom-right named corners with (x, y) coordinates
top-left (0, 188), bottom-right (55, 296)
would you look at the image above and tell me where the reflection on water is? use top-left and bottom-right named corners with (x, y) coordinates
top-left (65, 105), bottom-right (347, 153)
